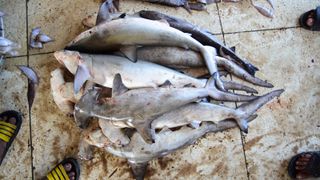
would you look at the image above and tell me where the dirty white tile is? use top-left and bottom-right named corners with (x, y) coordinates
top-left (119, 0), bottom-right (222, 34)
top-left (225, 29), bottom-right (320, 179)
top-left (28, 0), bottom-right (100, 55)
top-left (0, 57), bottom-right (32, 179)
top-left (29, 54), bottom-right (82, 178)
top-left (0, 0), bottom-right (27, 56)
top-left (219, 0), bottom-right (320, 33)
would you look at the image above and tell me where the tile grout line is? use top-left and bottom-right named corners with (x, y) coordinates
top-left (25, 0), bottom-right (35, 179)
top-left (215, 2), bottom-right (225, 44)
top-left (6, 51), bottom-right (55, 59)
top-left (215, 2), bottom-right (250, 180)
top-left (211, 26), bottom-right (301, 36)
top-left (225, 26), bottom-right (301, 35)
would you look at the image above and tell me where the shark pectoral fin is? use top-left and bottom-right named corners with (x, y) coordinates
top-left (134, 121), bottom-right (155, 144)
top-left (128, 161), bottom-right (148, 180)
top-left (112, 74), bottom-right (129, 97)
top-left (120, 45), bottom-right (138, 62)
top-left (74, 62), bottom-right (91, 94)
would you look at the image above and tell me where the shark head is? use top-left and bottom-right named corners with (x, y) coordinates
top-left (54, 50), bottom-right (82, 74)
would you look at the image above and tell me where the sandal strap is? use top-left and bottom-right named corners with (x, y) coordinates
top-left (0, 121), bottom-right (16, 129)
top-left (47, 164), bottom-right (70, 180)
top-left (0, 121), bottom-right (16, 142)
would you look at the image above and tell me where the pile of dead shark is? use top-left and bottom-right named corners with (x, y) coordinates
top-left (50, 2), bottom-right (283, 179)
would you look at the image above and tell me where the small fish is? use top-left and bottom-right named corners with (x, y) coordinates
top-left (36, 34), bottom-right (53, 43)
top-left (16, 65), bottom-right (39, 108)
top-left (253, 3), bottom-right (274, 18)
top-left (266, 0), bottom-right (274, 9)
top-left (30, 27), bottom-right (54, 49)
top-left (0, 37), bottom-right (20, 56)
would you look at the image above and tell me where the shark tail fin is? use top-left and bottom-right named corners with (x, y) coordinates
top-left (128, 161), bottom-right (148, 180)
top-left (234, 89), bottom-right (284, 133)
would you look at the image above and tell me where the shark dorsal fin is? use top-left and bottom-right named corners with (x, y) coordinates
top-left (96, 1), bottom-right (111, 25)
top-left (96, 0), bottom-right (121, 25)
top-left (230, 46), bottom-right (236, 53)
top-left (112, 73), bottom-right (128, 97)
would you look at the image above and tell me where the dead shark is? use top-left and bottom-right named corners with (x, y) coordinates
top-left (74, 74), bottom-right (258, 143)
top-left (84, 117), bottom-right (257, 180)
top-left (83, 88), bottom-right (283, 179)
top-left (138, 10), bottom-right (259, 76)
top-left (136, 46), bottom-right (273, 88)
top-left (54, 50), bottom-right (263, 92)
top-left (65, 14), bottom-right (225, 92)
top-left (96, 89), bottom-right (283, 145)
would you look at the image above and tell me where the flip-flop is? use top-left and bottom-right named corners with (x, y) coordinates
top-left (299, 6), bottom-right (320, 31)
top-left (288, 151), bottom-right (320, 179)
top-left (46, 158), bottom-right (80, 180)
top-left (0, 110), bottom-right (22, 166)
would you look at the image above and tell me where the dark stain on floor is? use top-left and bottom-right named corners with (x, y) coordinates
top-left (176, 163), bottom-right (197, 177)
top-left (157, 157), bottom-right (174, 170)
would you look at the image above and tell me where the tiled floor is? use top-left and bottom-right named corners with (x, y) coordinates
top-left (0, 0), bottom-right (319, 179)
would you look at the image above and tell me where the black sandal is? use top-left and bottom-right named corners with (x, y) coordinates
top-left (46, 158), bottom-right (80, 180)
top-left (288, 151), bottom-right (320, 179)
top-left (0, 110), bottom-right (22, 166)
top-left (299, 6), bottom-right (320, 31)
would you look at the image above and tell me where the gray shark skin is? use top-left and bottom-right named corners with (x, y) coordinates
top-left (136, 46), bottom-right (273, 88)
top-left (82, 88), bottom-right (283, 179)
top-left (65, 15), bottom-right (222, 85)
top-left (74, 74), bottom-right (259, 143)
top-left (138, 10), bottom-right (259, 76)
